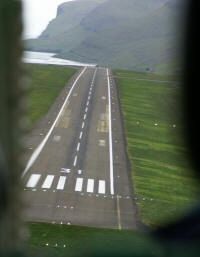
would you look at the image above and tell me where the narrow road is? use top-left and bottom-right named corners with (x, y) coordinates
top-left (23, 67), bottom-right (138, 230)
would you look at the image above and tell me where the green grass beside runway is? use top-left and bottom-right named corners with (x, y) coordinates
top-left (27, 222), bottom-right (162, 257)
top-left (115, 69), bottom-right (199, 227)
top-left (25, 64), bottom-right (77, 126)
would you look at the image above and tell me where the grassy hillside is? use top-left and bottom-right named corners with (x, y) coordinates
top-left (25, 64), bottom-right (77, 126)
top-left (25, 0), bottom-right (184, 73)
top-left (115, 69), bottom-right (199, 227)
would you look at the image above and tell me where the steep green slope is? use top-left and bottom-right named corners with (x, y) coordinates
top-left (25, 0), bottom-right (184, 73)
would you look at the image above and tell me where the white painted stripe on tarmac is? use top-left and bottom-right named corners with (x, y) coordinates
top-left (42, 175), bottom-right (54, 189)
top-left (73, 155), bottom-right (78, 167)
top-left (26, 174), bottom-right (41, 188)
top-left (77, 142), bottom-right (80, 152)
top-left (79, 131), bottom-right (83, 139)
top-left (57, 176), bottom-right (66, 190)
top-left (75, 178), bottom-right (83, 192)
top-left (107, 68), bottom-right (114, 195)
top-left (98, 180), bottom-right (106, 194)
top-left (87, 179), bottom-right (94, 193)
top-left (85, 107), bottom-right (88, 113)
top-left (84, 114), bottom-right (87, 120)
top-left (82, 122), bottom-right (85, 129)
top-left (22, 67), bottom-right (87, 177)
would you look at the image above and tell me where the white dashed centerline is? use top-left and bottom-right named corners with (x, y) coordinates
top-left (79, 131), bottom-right (83, 140)
top-left (77, 142), bottom-right (81, 152)
top-left (73, 156), bottom-right (78, 167)
top-left (82, 122), bottom-right (85, 129)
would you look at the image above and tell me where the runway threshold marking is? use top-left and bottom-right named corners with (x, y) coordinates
top-left (42, 175), bottom-right (54, 189)
top-left (57, 176), bottom-right (67, 190)
top-left (75, 178), bottom-right (83, 192)
top-left (26, 174), bottom-right (41, 188)
top-left (107, 68), bottom-right (114, 195)
top-left (98, 180), bottom-right (106, 194)
top-left (22, 67), bottom-right (87, 177)
top-left (87, 179), bottom-right (95, 193)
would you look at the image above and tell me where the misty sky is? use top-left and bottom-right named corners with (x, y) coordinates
top-left (22, 0), bottom-right (74, 39)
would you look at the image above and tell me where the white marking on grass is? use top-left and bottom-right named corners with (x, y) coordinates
top-left (22, 67), bottom-right (87, 177)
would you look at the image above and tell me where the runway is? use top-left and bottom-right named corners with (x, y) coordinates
top-left (23, 67), bottom-right (138, 230)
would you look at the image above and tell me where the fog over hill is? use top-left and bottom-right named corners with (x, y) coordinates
top-left (25, 0), bottom-right (185, 73)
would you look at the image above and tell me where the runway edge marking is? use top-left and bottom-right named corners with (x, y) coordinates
top-left (107, 68), bottom-right (114, 195)
top-left (22, 67), bottom-right (87, 177)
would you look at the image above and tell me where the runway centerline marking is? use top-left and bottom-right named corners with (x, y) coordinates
top-left (107, 68), bottom-right (114, 195)
top-left (85, 107), bottom-right (88, 113)
top-left (73, 155), bottom-right (78, 167)
top-left (86, 101), bottom-right (89, 106)
top-left (82, 122), bottom-right (85, 129)
top-left (77, 142), bottom-right (81, 152)
top-left (22, 67), bottom-right (87, 177)
top-left (84, 114), bottom-right (87, 120)
top-left (79, 132), bottom-right (83, 140)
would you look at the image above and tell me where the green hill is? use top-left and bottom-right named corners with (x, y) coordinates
top-left (25, 0), bottom-right (184, 73)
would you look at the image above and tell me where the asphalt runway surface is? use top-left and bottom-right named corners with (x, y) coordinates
top-left (23, 67), bottom-right (138, 230)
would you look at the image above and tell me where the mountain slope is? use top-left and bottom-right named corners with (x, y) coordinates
top-left (25, 0), bottom-right (184, 73)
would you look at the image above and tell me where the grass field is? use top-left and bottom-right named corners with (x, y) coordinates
top-left (25, 64), bottom-right (77, 126)
top-left (115, 70), bottom-right (199, 227)
top-left (27, 222), bottom-right (162, 257)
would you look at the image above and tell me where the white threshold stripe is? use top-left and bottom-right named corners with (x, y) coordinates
top-left (22, 67), bottom-right (87, 177)
top-left (98, 180), bottom-right (106, 194)
top-left (87, 179), bottom-right (94, 193)
top-left (57, 176), bottom-right (66, 190)
top-left (73, 155), bottom-right (78, 167)
top-left (42, 175), bottom-right (54, 189)
top-left (79, 131), bottom-right (83, 139)
top-left (26, 174), bottom-right (41, 188)
top-left (77, 142), bottom-right (81, 151)
top-left (107, 68), bottom-right (114, 195)
top-left (75, 178), bottom-right (83, 192)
